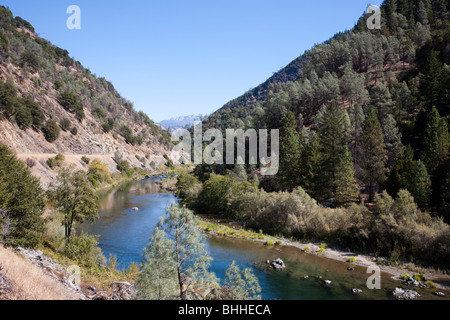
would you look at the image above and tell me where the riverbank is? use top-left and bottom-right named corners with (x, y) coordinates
top-left (197, 217), bottom-right (450, 292)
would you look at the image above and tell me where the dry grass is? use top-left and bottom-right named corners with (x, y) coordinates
top-left (0, 245), bottom-right (80, 300)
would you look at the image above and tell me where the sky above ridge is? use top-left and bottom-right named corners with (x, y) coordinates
top-left (0, 0), bottom-right (383, 122)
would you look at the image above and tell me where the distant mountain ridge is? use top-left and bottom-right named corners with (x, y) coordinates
top-left (158, 114), bottom-right (205, 131)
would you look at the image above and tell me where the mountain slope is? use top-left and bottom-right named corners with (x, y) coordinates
top-left (0, 6), bottom-right (173, 187)
top-left (203, 0), bottom-right (450, 130)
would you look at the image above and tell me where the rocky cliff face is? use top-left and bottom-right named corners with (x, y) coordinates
top-left (0, 6), bottom-right (174, 187)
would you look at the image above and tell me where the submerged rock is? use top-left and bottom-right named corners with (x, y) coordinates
top-left (271, 258), bottom-right (286, 270)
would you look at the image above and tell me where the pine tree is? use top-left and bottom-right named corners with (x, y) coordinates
top-left (362, 107), bottom-right (388, 202)
top-left (408, 160), bottom-right (431, 209)
top-left (222, 261), bottom-right (261, 300)
top-left (440, 161), bottom-right (450, 221)
top-left (300, 133), bottom-right (321, 198)
top-left (382, 113), bottom-right (405, 168)
top-left (277, 111), bottom-right (303, 191)
top-left (348, 105), bottom-right (365, 170)
top-left (136, 205), bottom-right (217, 300)
top-left (420, 51), bottom-right (443, 109)
top-left (420, 106), bottom-right (450, 173)
top-left (334, 146), bottom-right (359, 207)
top-left (317, 103), bottom-right (349, 199)
top-left (386, 159), bottom-right (416, 197)
top-left (135, 228), bottom-right (179, 300)
top-left (370, 84), bottom-right (394, 120)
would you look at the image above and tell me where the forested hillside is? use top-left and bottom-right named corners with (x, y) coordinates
top-left (0, 6), bottom-right (172, 186)
top-left (200, 0), bottom-right (450, 219)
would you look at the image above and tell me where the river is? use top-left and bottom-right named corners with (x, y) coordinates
top-left (79, 178), bottom-right (447, 300)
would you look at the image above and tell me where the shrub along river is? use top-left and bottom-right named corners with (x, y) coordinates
top-left (79, 178), bottom-right (447, 300)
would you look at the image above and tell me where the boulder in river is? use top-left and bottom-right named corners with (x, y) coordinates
top-left (271, 258), bottom-right (286, 270)
top-left (393, 287), bottom-right (420, 300)
top-left (435, 292), bottom-right (445, 297)
top-left (324, 280), bottom-right (332, 285)
top-left (131, 207), bottom-right (139, 211)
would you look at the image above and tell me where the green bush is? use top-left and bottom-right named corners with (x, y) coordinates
top-left (92, 106), bottom-right (105, 119)
top-left (347, 257), bottom-right (357, 263)
top-left (399, 273), bottom-right (411, 280)
top-left (63, 234), bottom-right (106, 267)
top-left (47, 153), bottom-right (65, 169)
top-left (265, 239), bottom-right (275, 246)
top-left (0, 144), bottom-right (45, 248)
top-left (117, 160), bottom-right (132, 177)
top-left (20, 51), bottom-right (40, 72)
top-left (81, 156), bottom-right (90, 165)
top-left (15, 104), bottom-right (33, 129)
top-left (58, 92), bottom-right (85, 120)
top-left (70, 127), bottom-right (78, 135)
top-left (43, 119), bottom-right (61, 143)
top-left (59, 117), bottom-right (71, 131)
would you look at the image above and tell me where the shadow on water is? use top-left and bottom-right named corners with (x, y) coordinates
top-left (79, 179), bottom-right (449, 300)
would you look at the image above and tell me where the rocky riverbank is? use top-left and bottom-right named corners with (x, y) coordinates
top-left (0, 246), bottom-right (136, 300)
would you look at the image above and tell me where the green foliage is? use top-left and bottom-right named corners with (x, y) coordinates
top-left (222, 261), bottom-right (261, 300)
top-left (46, 153), bottom-right (65, 170)
top-left (362, 107), bottom-right (388, 202)
top-left (63, 233), bottom-right (106, 267)
top-left (0, 144), bottom-right (45, 248)
top-left (87, 159), bottom-right (112, 188)
top-left (334, 146), bottom-right (359, 207)
top-left (81, 156), bottom-right (90, 165)
top-left (317, 103), bottom-right (350, 199)
top-left (20, 51), bottom-right (40, 72)
top-left (58, 92), bottom-right (85, 120)
top-left (175, 172), bottom-right (202, 206)
top-left (277, 111), bottom-right (303, 191)
top-left (43, 119), bottom-right (61, 143)
top-left (70, 127), bottom-right (78, 136)
top-left (116, 160), bottom-right (133, 177)
top-left (420, 107), bottom-right (449, 173)
top-left (48, 168), bottom-right (99, 241)
top-left (59, 117), bottom-right (71, 132)
top-left (347, 257), bottom-right (357, 263)
top-left (92, 106), bottom-right (106, 119)
top-left (135, 205), bottom-right (218, 300)
top-left (163, 154), bottom-right (174, 169)
top-left (386, 160), bottom-right (432, 210)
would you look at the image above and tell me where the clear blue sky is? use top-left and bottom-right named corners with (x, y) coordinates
top-left (1, 0), bottom-right (383, 122)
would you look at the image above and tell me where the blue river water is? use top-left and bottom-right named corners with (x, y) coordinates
top-left (79, 178), bottom-right (446, 300)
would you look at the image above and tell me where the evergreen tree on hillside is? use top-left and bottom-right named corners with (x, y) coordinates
top-left (408, 160), bottom-right (432, 209)
top-left (334, 146), bottom-right (359, 207)
top-left (317, 103), bottom-right (349, 199)
top-left (300, 133), bottom-right (321, 198)
top-left (382, 113), bottom-right (405, 168)
top-left (362, 107), bottom-right (388, 202)
top-left (440, 161), bottom-right (450, 221)
top-left (420, 106), bottom-right (450, 173)
top-left (277, 111), bottom-right (303, 191)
